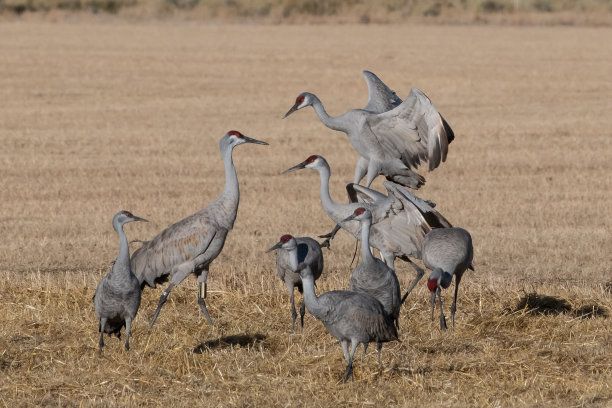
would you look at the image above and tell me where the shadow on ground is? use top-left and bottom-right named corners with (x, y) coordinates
top-left (509, 292), bottom-right (609, 318)
top-left (193, 333), bottom-right (267, 353)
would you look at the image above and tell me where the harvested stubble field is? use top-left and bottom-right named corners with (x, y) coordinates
top-left (1, 21), bottom-right (611, 407)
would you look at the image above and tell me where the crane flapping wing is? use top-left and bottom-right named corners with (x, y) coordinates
top-left (346, 183), bottom-right (388, 205)
top-left (362, 71), bottom-right (403, 114)
top-left (383, 181), bottom-right (453, 229)
top-left (366, 88), bottom-right (454, 172)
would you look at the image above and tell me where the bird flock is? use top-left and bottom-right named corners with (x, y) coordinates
top-left (93, 71), bottom-right (474, 382)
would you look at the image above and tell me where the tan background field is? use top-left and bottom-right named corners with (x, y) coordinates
top-left (1, 21), bottom-right (611, 407)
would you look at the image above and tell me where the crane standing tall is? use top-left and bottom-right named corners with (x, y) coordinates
top-left (130, 131), bottom-right (268, 328)
top-left (422, 227), bottom-right (474, 331)
top-left (94, 210), bottom-right (148, 354)
top-left (266, 234), bottom-right (325, 332)
top-left (283, 71), bottom-right (454, 189)
top-left (296, 263), bottom-right (398, 383)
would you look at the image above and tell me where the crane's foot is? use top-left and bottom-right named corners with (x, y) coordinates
top-left (343, 362), bottom-right (354, 383)
top-left (198, 297), bottom-right (213, 325)
top-left (98, 335), bottom-right (104, 356)
top-left (440, 314), bottom-right (447, 331)
top-left (319, 238), bottom-right (331, 250)
top-left (299, 301), bottom-right (306, 330)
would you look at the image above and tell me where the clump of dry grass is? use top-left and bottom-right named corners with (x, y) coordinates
top-left (1, 22), bottom-right (611, 406)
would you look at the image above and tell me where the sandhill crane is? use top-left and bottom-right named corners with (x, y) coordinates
top-left (283, 71), bottom-right (454, 189)
top-left (283, 154), bottom-right (452, 300)
top-left (296, 263), bottom-right (398, 383)
top-left (130, 131), bottom-right (268, 328)
top-left (422, 227), bottom-right (474, 331)
top-left (343, 208), bottom-right (401, 324)
top-left (343, 207), bottom-right (401, 364)
top-left (94, 210), bottom-right (148, 354)
top-left (266, 234), bottom-right (325, 332)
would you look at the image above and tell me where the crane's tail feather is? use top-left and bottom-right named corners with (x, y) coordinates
top-left (386, 171), bottom-right (425, 190)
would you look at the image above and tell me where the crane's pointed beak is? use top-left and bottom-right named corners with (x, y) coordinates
top-left (265, 241), bottom-right (283, 253)
top-left (132, 216), bottom-right (148, 223)
top-left (283, 104), bottom-right (299, 119)
top-left (282, 159), bottom-right (308, 174)
top-left (244, 136), bottom-right (268, 145)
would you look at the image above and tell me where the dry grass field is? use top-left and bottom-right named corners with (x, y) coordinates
top-left (1, 21), bottom-right (611, 407)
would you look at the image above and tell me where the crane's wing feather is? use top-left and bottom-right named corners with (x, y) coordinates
top-left (366, 88), bottom-right (453, 171)
top-left (346, 183), bottom-right (388, 205)
top-left (384, 181), bottom-right (454, 228)
top-left (131, 214), bottom-right (218, 286)
top-left (362, 70), bottom-right (403, 114)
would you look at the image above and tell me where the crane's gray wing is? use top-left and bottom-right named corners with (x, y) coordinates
top-left (362, 71), bottom-right (403, 114)
top-left (384, 181), bottom-right (453, 228)
top-left (131, 215), bottom-right (218, 285)
top-left (365, 88), bottom-right (453, 171)
top-left (346, 183), bottom-right (388, 205)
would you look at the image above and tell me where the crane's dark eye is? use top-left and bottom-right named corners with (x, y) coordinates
top-left (228, 130), bottom-right (243, 138)
top-left (306, 155), bottom-right (317, 164)
top-left (354, 207), bottom-right (366, 215)
top-left (280, 234), bottom-right (292, 243)
top-left (296, 95), bottom-right (305, 105)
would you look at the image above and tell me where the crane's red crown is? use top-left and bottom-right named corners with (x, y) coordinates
top-left (228, 130), bottom-right (244, 138)
top-left (280, 234), bottom-right (293, 243)
top-left (306, 155), bottom-right (318, 164)
top-left (427, 278), bottom-right (438, 292)
top-left (295, 95), bottom-right (305, 106)
top-left (122, 211), bottom-right (133, 218)
top-left (354, 207), bottom-right (366, 215)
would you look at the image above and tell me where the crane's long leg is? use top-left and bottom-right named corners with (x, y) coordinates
top-left (318, 224), bottom-right (341, 249)
top-left (289, 288), bottom-right (297, 333)
top-left (343, 340), bottom-right (359, 383)
top-left (401, 260), bottom-right (426, 304)
top-left (437, 287), bottom-right (447, 331)
top-left (450, 271), bottom-right (464, 331)
top-left (124, 317), bottom-right (132, 351)
top-left (376, 342), bottom-right (383, 366)
top-left (150, 283), bottom-right (174, 328)
top-left (341, 340), bottom-right (350, 363)
top-left (362, 342), bottom-right (368, 361)
top-left (299, 299), bottom-right (306, 330)
top-left (430, 291), bottom-right (436, 321)
top-left (353, 157), bottom-right (368, 185)
top-left (98, 317), bottom-right (107, 356)
top-left (197, 269), bottom-right (213, 325)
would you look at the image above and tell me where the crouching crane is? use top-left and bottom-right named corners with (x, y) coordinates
top-left (266, 234), bottom-right (325, 332)
top-left (423, 227), bottom-right (474, 331)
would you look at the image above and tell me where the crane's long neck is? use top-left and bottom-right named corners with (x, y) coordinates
top-left (221, 145), bottom-right (239, 204)
top-left (288, 247), bottom-right (299, 272)
top-left (317, 164), bottom-right (359, 238)
top-left (112, 223), bottom-right (132, 279)
top-left (311, 96), bottom-right (347, 132)
top-left (300, 272), bottom-right (327, 319)
top-left (359, 217), bottom-right (375, 264)
top-left (317, 164), bottom-right (336, 213)
top-left (213, 144), bottom-right (240, 229)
